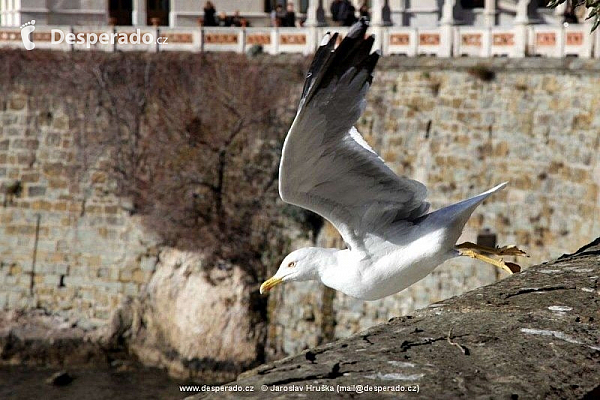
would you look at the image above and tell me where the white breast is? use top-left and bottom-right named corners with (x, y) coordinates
top-left (321, 228), bottom-right (457, 301)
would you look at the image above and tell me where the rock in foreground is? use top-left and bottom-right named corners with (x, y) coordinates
top-left (191, 240), bottom-right (600, 399)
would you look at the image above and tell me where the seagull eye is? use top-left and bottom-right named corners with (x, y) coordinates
top-left (288, 261), bottom-right (296, 268)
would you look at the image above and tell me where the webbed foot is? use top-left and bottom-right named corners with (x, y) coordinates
top-left (456, 242), bottom-right (527, 274)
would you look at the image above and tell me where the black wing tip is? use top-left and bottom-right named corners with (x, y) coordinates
top-left (367, 51), bottom-right (381, 70)
top-left (363, 34), bottom-right (375, 50)
top-left (301, 18), bottom-right (378, 103)
top-left (347, 17), bottom-right (370, 39)
top-left (329, 32), bottom-right (339, 46)
top-left (316, 32), bottom-right (337, 50)
top-left (358, 51), bottom-right (380, 84)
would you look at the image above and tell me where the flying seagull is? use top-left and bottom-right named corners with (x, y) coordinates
top-left (260, 19), bottom-right (525, 301)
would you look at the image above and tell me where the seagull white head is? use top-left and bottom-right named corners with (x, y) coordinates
top-left (260, 248), bottom-right (335, 294)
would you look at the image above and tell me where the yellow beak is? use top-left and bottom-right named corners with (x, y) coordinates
top-left (260, 276), bottom-right (283, 294)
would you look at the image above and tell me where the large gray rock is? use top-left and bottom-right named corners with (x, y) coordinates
top-left (190, 239), bottom-right (600, 399)
top-left (112, 248), bottom-right (265, 382)
top-left (0, 247), bottom-right (268, 383)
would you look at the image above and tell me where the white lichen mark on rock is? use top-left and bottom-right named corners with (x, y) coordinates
top-left (520, 328), bottom-right (600, 351)
top-left (365, 372), bottom-right (425, 381)
top-left (547, 305), bottom-right (573, 312)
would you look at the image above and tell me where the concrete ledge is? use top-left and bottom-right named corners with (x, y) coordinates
top-left (376, 56), bottom-right (600, 73)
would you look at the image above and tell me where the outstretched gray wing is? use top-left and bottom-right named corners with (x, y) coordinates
top-left (279, 19), bottom-right (429, 252)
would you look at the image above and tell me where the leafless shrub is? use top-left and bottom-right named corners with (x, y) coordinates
top-left (1, 50), bottom-right (309, 281)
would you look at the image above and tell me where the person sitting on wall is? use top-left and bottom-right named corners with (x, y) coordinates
top-left (359, 1), bottom-right (370, 21)
top-left (283, 3), bottom-right (297, 27)
top-left (274, 4), bottom-right (287, 27)
top-left (231, 10), bottom-right (245, 27)
top-left (563, 4), bottom-right (579, 24)
top-left (341, 0), bottom-right (357, 27)
top-left (203, 1), bottom-right (217, 26)
top-left (218, 11), bottom-right (232, 27)
top-left (331, 0), bottom-right (342, 25)
top-left (270, 1), bottom-right (285, 26)
top-left (270, 5), bottom-right (278, 26)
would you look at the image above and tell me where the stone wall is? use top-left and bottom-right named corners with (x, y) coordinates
top-left (0, 55), bottom-right (599, 364)
top-left (268, 57), bottom-right (600, 357)
top-left (0, 91), bottom-right (159, 328)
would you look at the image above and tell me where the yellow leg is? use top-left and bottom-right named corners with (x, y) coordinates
top-left (456, 241), bottom-right (527, 257)
top-left (458, 248), bottom-right (521, 274)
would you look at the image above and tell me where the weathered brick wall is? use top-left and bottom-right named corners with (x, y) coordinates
top-left (0, 92), bottom-right (159, 328)
top-left (269, 57), bottom-right (600, 356)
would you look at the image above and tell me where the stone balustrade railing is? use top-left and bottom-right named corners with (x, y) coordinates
top-left (1, 24), bottom-right (598, 58)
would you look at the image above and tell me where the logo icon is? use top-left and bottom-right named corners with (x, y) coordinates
top-left (20, 20), bottom-right (35, 50)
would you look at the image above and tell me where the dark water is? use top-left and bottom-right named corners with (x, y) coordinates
top-left (0, 365), bottom-right (194, 400)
